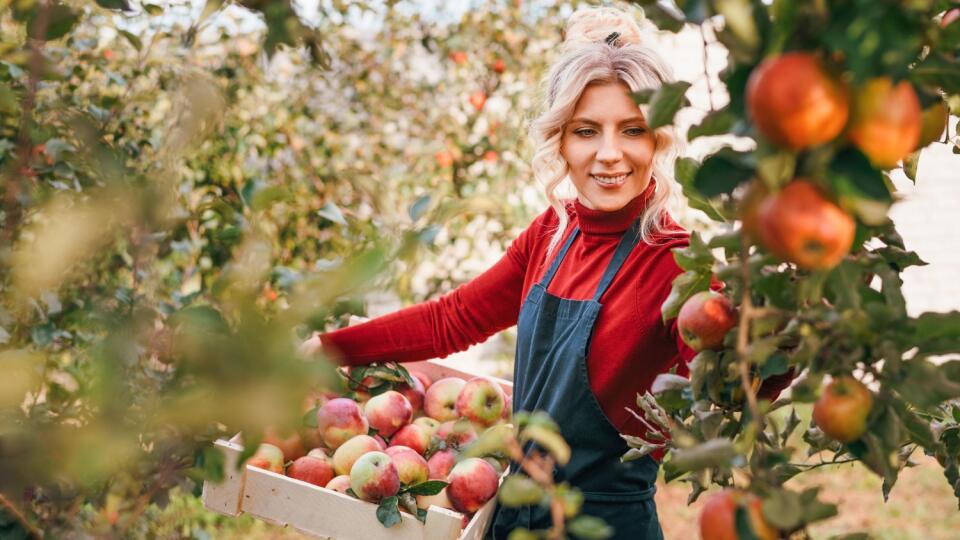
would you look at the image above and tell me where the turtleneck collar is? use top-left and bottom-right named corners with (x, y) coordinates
top-left (572, 180), bottom-right (657, 236)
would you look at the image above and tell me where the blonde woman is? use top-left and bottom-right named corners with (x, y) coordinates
top-left (304, 6), bottom-right (791, 538)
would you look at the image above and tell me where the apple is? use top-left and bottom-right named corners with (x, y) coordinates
top-left (456, 376), bottom-right (507, 426)
top-left (373, 434), bottom-right (387, 450)
top-left (449, 51), bottom-right (468, 65)
top-left (469, 91), bottom-right (487, 111)
top-left (397, 375), bottom-right (426, 413)
top-left (917, 100), bottom-right (948, 150)
top-left (757, 180), bottom-right (855, 271)
top-left (332, 435), bottom-right (381, 476)
top-left (746, 52), bottom-right (849, 150)
top-left (677, 291), bottom-right (737, 352)
top-left (384, 446), bottom-right (430, 486)
top-left (942, 8), bottom-right (960, 28)
top-left (410, 370), bottom-right (433, 391)
top-left (246, 443), bottom-right (284, 474)
top-left (413, 417), bottom-right (440, 436)
top-left (501, 394), bottom-right (512, 422)
top-left (425, 377), bottom-right (467, 422)
top-left (435, 151), bottom-right (454, 168)
top-left (427, 449), bottom-right (457, 480)
top-left (364, 390), bottom-right (413, 438)
top-left (445, 458), bottom-right (500, 514)
top-left (416, 487), bottom-right (454, 511)
top-left (848, 77), bottom-right (921, 168)
top-left (390, 423), bottom-right (432, 455)
top-left (325, 474), bottom-right (352, 494)
top-left (812, 375), bottom-right (874, 443)
top-left (492, 58), bottom-right (506, 74)
top-left (307, 447), bottom-right (330, 458)
top-left (316, 398), bottom-right (369, 450)
top-left (435, 419), bottom-right (479, 449)
top-left (699, 490), bottom-right (778, 540)
top-left (349, 451), bottom-right (401, 502)
top-left (287, 454), bottom-right (335, 488)
top-left (263, 426), bottom-right (306, 462)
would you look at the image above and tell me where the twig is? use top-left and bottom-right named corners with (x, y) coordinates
top-left (736, 233), bottom-right (764, 433)
top-left (699, 22), bottom-right (717, 112)
top-left (0, 493), bottom-right (42, 539)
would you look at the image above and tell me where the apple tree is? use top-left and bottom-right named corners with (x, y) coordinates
top-left (622, 0), bottom-right (960, 538)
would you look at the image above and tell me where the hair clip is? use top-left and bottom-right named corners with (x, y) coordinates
top-left (604, 31), bottom-right (621, 46)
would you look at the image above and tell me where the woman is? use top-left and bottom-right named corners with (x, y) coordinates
top-left (303, 7), bottom-right (791, 539)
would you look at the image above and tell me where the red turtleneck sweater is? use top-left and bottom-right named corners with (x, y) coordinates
top-left (319, 186), bottom-right (792, 445)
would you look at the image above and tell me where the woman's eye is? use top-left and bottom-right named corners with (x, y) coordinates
top-left (574, 128), bottom-right (597, 137)
top-left (624, 127), bottom-right (647, 136)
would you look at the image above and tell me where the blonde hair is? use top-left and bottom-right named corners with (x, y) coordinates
top-left (531, 6), bottom-right (685, 262)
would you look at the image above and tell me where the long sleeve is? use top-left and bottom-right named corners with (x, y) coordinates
top-left (318, 211), bottom-right (550, 366)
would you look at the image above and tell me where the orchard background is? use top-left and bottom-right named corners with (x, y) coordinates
top-left (1, 0), bottom-right (959, 539)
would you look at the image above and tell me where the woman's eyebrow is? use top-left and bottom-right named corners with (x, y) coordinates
top-left (568, 116), bottom-right (648, 125)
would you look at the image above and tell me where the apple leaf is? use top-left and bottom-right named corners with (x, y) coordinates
top-left (519, 425), bottom-right (571, 466)
top-left (566, 515), bottom-right (614, 540)
top-left (661, 270), bottom-right (712, 321)
top-left (631, 1), bottom-right (685, 32)
top-left (302, 405), bottom-right (319, 428)
top-left (408, 194), bottom-right (431, 222)
top-left (317, 201), bottom-right (347, 225)
top-left (829, 147), bottom-right (892, 202)
top-left (693, 147), bottom-right (754, 198)
top-left (687, 108), bottom-right (735, 141)
top-left (376, 496), bottom-right (402, 528)
top-left (497, 475), bottom-right (544, 507)
top-left (663, 438), bottom-right (738, 477)
top-left (405, 480), bottom-right (447, 496)
top-left (674, 157), bottom-right (728, 222)
top-left (198, 446), bottom-right (226, 483)
top-left (671, 232), bottom-right (715, 272)
top-left (647, 81), bottom-right (691, 130)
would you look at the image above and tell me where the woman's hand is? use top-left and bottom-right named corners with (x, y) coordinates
top-left (297, 316), bottom-right (369, 359)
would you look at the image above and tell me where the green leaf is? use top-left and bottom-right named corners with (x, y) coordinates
top-left (687, 108), bottom-right (735, 141)
top-left (118, 29), bottom-right (142, 51)
top-left (912, 52), bottom-right (960, 93)
top-left (674, 157), bottom-right (727, 221)
top-left (31, 322), bottom-right (54, 346)
top-left (318, 201), bottom-right (347, 225)
top-left (671, 232), bottom-right (714, 271)
top-left (497, 475), bottom-right (545, 507)
top-left (826, 260), bottom-right (863, 310)
top-left (761, 489), bottom-right (803, 530)
top-left (200, 446), bottom-right (226, 483)
top-left (21, 2), bottom-right (79, 41)
top-left (693, 147), bottom-right (754, 198)
top-left (663, 438), bottom-right (738, 476)
top-left (251, 185), bottom-right (291, 211)
top-left (798, 487), bottom-right (839, 524)
top-left (143, 4), bottom-right (163, 15)
top-left (519, 425), bottom-right (571, 465)
top-left (405, 480), bottom-right (447, 496)
top-left (633, 1), bottom-right (685, 32)
top-left (898, 359), bottom-right (960, 409)
top-left (759, 353), bottom-right (789, 379)
top-left (376, 496), bottom-right (402, 528)
top-left (95, 0), bottom-right (132, 11)
top-left (646, 81), bottom-right (691, 130)
top-left (567, 515), bottom-right (614, 540)
top-left (661, 270), bottom-right (712, 321)
top-left (830, 148), bottom-right (892, 202)
top-left (734, 506), bottom-right (761, 540)
top-left (302, 405), bottom-right (319, 428)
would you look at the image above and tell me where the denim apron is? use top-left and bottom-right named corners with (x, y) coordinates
top-left (489, 217), bottom-right (664, 540)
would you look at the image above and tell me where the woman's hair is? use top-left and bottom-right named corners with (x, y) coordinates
top-left (530, 6), bottom-right (685, 262)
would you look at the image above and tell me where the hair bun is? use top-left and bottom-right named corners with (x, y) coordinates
top-left (562, 6), bottom-right (646, 52)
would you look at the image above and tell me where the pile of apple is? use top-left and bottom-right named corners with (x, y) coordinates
top-left (244, 367), bottom-right (512, 526)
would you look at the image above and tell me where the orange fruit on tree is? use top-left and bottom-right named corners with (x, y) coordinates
top-left (847, 78), bottom-right (921, 168)
top-left (699, 490), bottom-right (778, 540)
top-left (756, 180), bottom-right (855, 271)
top-left (812, 375), bottom-right (873, 443)
top-left (746, 52), bottom-right (849, 150)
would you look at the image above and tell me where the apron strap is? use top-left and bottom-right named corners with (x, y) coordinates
top-left (591, 216), bottom-right (643, 302)
top-left (538, 227), bottom-right (580, 288)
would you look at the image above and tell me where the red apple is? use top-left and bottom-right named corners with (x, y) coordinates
top-left (287, 454), bottom-right (335, 487)
top-left (349, 451), bottom-right (401, 502)
top-left (425, 377), bottom-right (467, 422)
top-left (263, 426), bottom-right (306, 462)
top-left (812, 375), bottom-right (874, 443)
top-left (492, 58), bottom-right (506, 74)
top-left (445, 458), bottom-right (499, 514)
top-left (501, 395), bottom-right (512, 422)
top-left (390, 423), bottom-right (432, 455)
top-left (449, 51), bottom-right (468, 65)
top-left (384, 446), bottom-right (429, 486)
top-left (364, 390), bottom-right (413, 438)
top-left (332, 435), bottom-right (381, 476)
top-left (427, 449), bottom-right (457, 480)
top-left (316, 398), bottom-right (369, 450)
top-left (456, 376), bottom-right (507, 426)
top-left (325, 474), bottom-right (352, 494)
top-left (699, 490), bottom-right (778, 540)
top-left (469, 91), bottom-right (487, 111)
top-left (373, 434), bottom-right (387, 450)
top-left (677, 291), bottom-right (737, 352)
top-left (397, 375), bottom-right (426, 413)
top-left (435, 420), bottom-right (479, 449)
top-left (246, 443), bottom-right (284, 474)
top-left (413, 417), bottom-right (440, 436)
top-left (848, 77), bottom-right (921, 168)
top-left (410, 370), bottom-right (433, 391)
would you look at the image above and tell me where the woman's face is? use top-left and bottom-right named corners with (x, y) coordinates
top-left (560, 81), bottom-right (656, 212)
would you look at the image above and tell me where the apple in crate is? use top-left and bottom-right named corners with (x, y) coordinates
top-left (446, 458), bottom-right (499, 514)
top-left (413, 417), bottom-right (440, 437)
top-left (435, 420), bottom-right (478, 449)
top-left (246, 443), bottom-right (285, 474)
top-left (287, 451), bottom-right (335, 488)
top-left (427, 449), bottom-right (457, 480)
top-left (333, 435), bottom-right (381, 476)
top-left (384, 446), bottom-right (429, 486)
top-left (410, 370), bottom-right (433, 391)
top-left (416, 487), bottom-right (454, 511)
top-left (325, 474), bottom-right (351, 494)
top-left (424, 377), bottom-right (466, 422)
top-left (349, 451), bottom-right (401, 502)
top-left (263, 426), bottom-right (307, 462)
top-left (390, 423), bottom-right (432, 456)
top-left (364, 390), bottom-right (413, 437)
top-left (456, 376), bottom-right (506, 427)
top-left (316, 398), bottom-right (369, 450)
top-left (397, 375), bottom-right (426, 412)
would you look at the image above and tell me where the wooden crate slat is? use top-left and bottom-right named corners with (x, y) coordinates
top-left (200, 438), bottom-right (245, 516)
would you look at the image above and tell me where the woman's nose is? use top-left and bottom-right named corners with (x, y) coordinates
top-left (595, 135), bottom-right (623, 163)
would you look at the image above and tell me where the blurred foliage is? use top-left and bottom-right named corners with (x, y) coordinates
top-left (0, 0), bottom-right (581, 536)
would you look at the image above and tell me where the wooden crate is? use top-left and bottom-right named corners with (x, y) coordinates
top-left (202, 359), bottom-right (514, 540)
